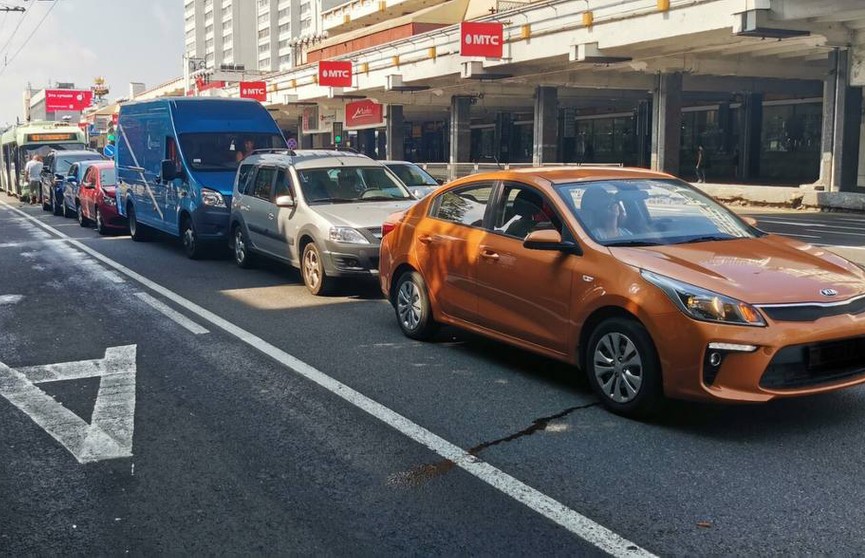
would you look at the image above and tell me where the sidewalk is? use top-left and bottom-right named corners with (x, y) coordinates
top-left (696, 182), bottom-right (865, 212)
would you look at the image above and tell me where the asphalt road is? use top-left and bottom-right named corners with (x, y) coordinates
top-left (2, 194), bottom-right (865, 556)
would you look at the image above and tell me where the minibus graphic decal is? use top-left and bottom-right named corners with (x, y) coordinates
top-left (118, 123), bottom-right (163, 220)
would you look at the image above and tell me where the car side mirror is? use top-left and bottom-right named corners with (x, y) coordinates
top-left (275, 195), bottom-right (296, 208)
top-left (523, 229), bottom-right (581, 254)
top-left (742, 216), bottom-right (758, 227)
top-left (435, 178), bottom-right (445, 185)
top-left (160, 159), bottom-right (178, 182)
top-left (54, 173), bottom-right (65, 181)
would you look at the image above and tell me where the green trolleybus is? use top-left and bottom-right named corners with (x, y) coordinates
top-left (0, 121), bottom-right (87, 197)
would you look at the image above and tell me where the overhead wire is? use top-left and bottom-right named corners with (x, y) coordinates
top-left (0, 0), bottom-right (31, 61)
top-left (0, 0), bottom-right (59, 77)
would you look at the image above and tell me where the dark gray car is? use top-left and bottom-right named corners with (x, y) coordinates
top-left (230, 150), bottom-right (416, 295)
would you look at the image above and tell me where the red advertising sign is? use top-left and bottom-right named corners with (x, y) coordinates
top-left (318, 60), bottom-right (353, 88)
top-left (240, 81), bottom-right (268, 101)
top-left (44, 89), bottom-right (93, 112)
top-left (345, 99), bottom-right (384, 129)
top-left (460, 22), bottom-right (504, 58)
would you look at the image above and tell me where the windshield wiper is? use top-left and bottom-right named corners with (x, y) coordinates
top-left (360, 195), bottom-right (407, 201)
top-left (671, 235), bottom-right (738, 245)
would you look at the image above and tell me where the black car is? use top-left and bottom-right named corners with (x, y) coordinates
top-left (40, 150), bottom-right (107, 215)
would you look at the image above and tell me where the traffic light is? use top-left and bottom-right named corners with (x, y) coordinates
top-left (332, 122), bottom-right (344, 145)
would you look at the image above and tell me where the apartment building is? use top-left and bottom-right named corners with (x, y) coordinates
top-left (184, 0), bottom-right (258, 71)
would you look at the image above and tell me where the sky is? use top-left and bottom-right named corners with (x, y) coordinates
top-left (0, 0), bottom-right (183, 127)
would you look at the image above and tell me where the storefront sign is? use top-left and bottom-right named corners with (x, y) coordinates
top-left (460, 22), bottom-right (504, 58)
top-left (240, 81), bottom-right (268, 101)
top-left (44, 90), bottom-right (93, 113)
top-left (318, 61), bottom-right (353, 88)
top-left (345, 99), bottom-right (384, 129)
top-left (302, 106), bottom-right (340, 133)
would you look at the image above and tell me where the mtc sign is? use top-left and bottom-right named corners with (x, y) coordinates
top-left (240, 81), bottom-right (268, 101)
top-left (318, 61), bottom-right (353, 88)
top-left (460, 22), bottom-right (503, 58)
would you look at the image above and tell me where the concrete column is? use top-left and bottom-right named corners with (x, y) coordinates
top-left (650, 73), bottom-right (683, 174)
top-left (858, 89), bottom-right (865, 187)
top-left (738, 93), bottom-right (763, 181)
top-left (635, 100), bottom-right (652, 168)
top-left (816, 49), bottom-right (863, 191)
top-left (385, 105), bottom-right (405, 161)
top-left (532, 86), bottom-right (558, 166)
top-left (449, 96), bottom-right (472, 179)
top-left (297, 117), bottom-right (313, 149)
top-left (377, 131), bottom-right (388, 160)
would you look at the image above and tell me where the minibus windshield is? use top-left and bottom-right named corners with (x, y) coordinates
top-left (179, 132), bottom-right (286, 171)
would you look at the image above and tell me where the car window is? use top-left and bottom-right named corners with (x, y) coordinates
top-left (237, 164), bottom-right (255, 195)
top-left (296, 166), bottom-right (412, 203)
top-left (84, 168), bottom-right (96, 185)
top-left (252, 167), bottom-right (276, 201)
top-left (430, 184), bottom-right (493, 227)
top-left (100, 168), bottom-right (116, 186)
top-left (273, 168), bottom-right (293, 201)
top-left (493, 183), bottom-right (564, 240)
top-left (67, 164), bottom-right (78, 178)
top-left (387, 163), bottom-right (437, 186)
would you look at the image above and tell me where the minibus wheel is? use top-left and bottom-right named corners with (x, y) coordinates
top-left (128, 204), bottom-right (150, 242)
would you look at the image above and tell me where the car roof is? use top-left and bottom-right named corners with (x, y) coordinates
top-left (242, 149), bottom-right (385, 171)
top-left (454, 166), bottom-right (674, 185)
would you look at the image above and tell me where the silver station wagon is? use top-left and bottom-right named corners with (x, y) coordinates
top-left (229, 149), bottom-right (417, 295)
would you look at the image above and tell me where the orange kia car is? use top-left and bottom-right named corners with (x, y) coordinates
top-left (379, 168), bottom-right (865, 417)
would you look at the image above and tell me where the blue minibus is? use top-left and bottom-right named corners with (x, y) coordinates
top-left (116, 97), bottom-right (286, 258)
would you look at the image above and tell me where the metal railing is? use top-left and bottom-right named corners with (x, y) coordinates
top-left (416, 162), bottom-right (624, 181)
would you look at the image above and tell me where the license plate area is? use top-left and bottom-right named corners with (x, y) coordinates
top-left (807, 338), bottom-right (865, 371)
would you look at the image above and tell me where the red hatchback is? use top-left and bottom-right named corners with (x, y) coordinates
top-left (77, 161), bottom-right (126, 235)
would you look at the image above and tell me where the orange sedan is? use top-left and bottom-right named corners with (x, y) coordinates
top-left (379, 168), bottom-right (865, 417)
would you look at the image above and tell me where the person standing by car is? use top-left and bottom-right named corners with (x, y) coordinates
top-left (24, 155), bottom-right (43, 204)
top-left (695, 145), bottom-right (708, 183)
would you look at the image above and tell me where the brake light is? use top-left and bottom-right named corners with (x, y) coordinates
top-left (382, 221), bottom-right (397, 237)
top-left (382, 210), bottom-right (407, 237)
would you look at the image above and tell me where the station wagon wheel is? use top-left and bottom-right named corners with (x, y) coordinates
top-left (301, 242), bottom-right (333, 296)
top-left (77, 201), bottom-right (90, 227)
top-left (233, 225), bottom-right (254, 269)
top-left (585, 317), bottom-right (663, 418)
top-left (394, 271), bottom-right (438, 341)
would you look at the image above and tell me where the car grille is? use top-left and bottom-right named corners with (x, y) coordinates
top-left (758, 294), bottom-right (865, 322)
top-left (759, 336), bottom-right (865, 389)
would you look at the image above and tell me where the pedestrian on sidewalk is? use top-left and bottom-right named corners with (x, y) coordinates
top-left (695, 145), bottom-right (708, 183)
top-left (24, 155), bottom-right (43, 204)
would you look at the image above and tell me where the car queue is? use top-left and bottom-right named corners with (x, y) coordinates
top-left (13, 96), bottom-right (865, 419)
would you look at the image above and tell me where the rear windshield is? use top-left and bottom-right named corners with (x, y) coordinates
top-left (100, 168), bottom-right (116, 186)
top-left (56, 154), bottom-right (104, 174)
top-left (387, 163), bottom-right (438, 186)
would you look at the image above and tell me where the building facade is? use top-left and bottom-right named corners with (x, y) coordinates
top-left (184, 0), bottom-right (258, 71)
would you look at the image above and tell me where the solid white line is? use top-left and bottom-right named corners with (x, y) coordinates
top-left (134, 292), bottom-right (209, 335)
top-left (758, 218), bottom-right (865, 232)
top-left (0, 200), bottom-right (655, 557)
top-left (0, 294), bottom-right (23, 305)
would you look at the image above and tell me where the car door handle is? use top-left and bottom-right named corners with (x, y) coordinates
top-left (480, 250), bottom-right (500, 261)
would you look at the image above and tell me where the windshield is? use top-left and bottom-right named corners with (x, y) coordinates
top-left (178, 132), bottom-right (286, 171)
top-left (296, 166), bottom-right (413, 204)
top-left (100, 168), bottom-right (116, 186)
top-left (387, 163), bottom-right (438, 186)
top-left (557, 179), bottom-right (757, 247)
top-left (56, 154), bottom-right (104, 174)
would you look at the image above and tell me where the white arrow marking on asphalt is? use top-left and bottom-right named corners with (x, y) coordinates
top-left (0, 345), bottom-right (137, 464)
top-left (0, 294), bottom-right (23, 305)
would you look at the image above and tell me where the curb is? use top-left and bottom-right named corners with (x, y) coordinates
top-left (695, 184), bottom-right (865, 213)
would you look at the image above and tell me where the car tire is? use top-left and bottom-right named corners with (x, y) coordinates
top-left (301, 242), bottom-right (333, 296)
top-left (95, 208), bottom-right (109, 235)
top-left (52, 192), bottom-right (62, 216)
top-left (41, 191), bottom-right (50, 211)
top-left (181, 217), bottom-right (206, 260)
top-left (77, 202), bottom-right (90, 227)
top-left (393, 271), bottom-right (438, 341)
top-left (232, 225), bottom-right (254, 269)
top-left (585, 317), bottom-right (663, 419)
top-left (128, 204), bottom-right (150, 242)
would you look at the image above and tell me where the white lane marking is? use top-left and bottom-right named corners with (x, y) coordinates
top-left (134, 292), bottom-right (209, 335)
top-left (0, 294), bottom-right (24, 305)
top-left (1, 203), bottom-right (654, 557)
top-left (0, 345), bottom-right (137, 464)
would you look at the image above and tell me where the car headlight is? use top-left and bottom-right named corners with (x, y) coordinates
top-left (101, 193), bottom-right (116, 207)
top-left (329, 226), bottom-right (369, 244)
top-left (201, 188), bottom-right (226, 208)
top-left (641, 270), bottom-right (766, 327)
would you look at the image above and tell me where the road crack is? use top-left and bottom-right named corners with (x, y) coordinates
top-left (387, 402), bottom-right (599, 488)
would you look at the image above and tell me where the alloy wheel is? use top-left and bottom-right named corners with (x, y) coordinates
top-left (234, 228), bottom-right (246, 265)
top-left (303, 248), bottom-right (320, 290)
top-left (593, 332), bottom-right (643, 404)
top-left (396, 280), bottom-right (422, 331)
